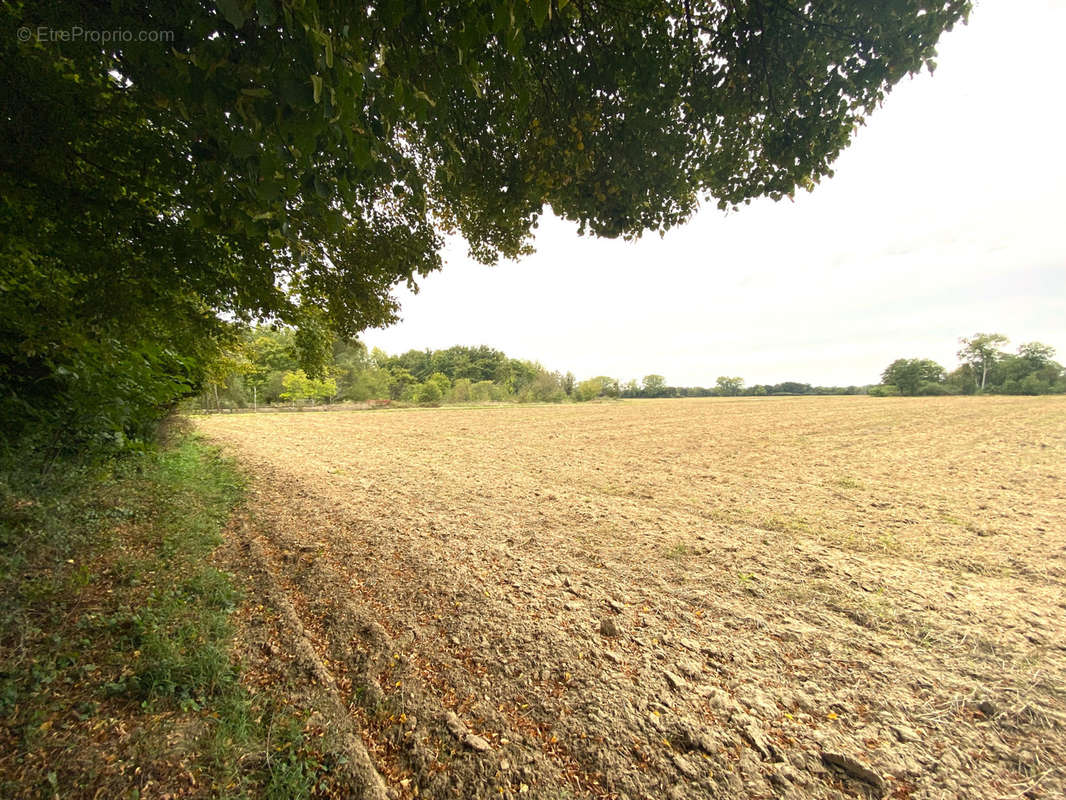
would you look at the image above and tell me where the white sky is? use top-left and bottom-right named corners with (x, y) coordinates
top-left (363, 0), bottom-right (1066, 387)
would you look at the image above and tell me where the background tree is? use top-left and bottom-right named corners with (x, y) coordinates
top-left (770, 382), bottom-right (813, 396)
top-left (202, 347), bottom-right (254, 410)
top-left (450, 378), bottom-right (473, 403)
top-left (715, 376), bottom-right (745, 397)
top-left (575, 378), bottom-right (605, 402)
top-left (280, 371), bottom-right (314, 406)
top-left (1017, 342), bottom-right (1056, 368)
top-left (642, 375), bottom-right (667, 398)
top-left (992, 342), bottom-right (1062, 395)
top-left (413, 382), bottom-right (442, 405)
top-left (868, 384), bottom-right (902, 397)
top-left (470, 381), bottom-right (500, 403)
top-left (387, 369), bottom-right (418, 401)
top-left (944, 364), bottom-right (976, 395)
top-left (311, 375), bottom-right (339, 405)
top-left (880, 359), bottom-right (945, 396)
top-left (522, 370), bottom-right (567, 403)
top-left (562, 372), bottom-right (577, 398)
top-left (425, 372), bottom-right (453, 400)
top-left (957, 333), bottom-right (1009, 392)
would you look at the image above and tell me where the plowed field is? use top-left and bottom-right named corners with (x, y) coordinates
top-left (196, 396), bottom-right (1066, 800)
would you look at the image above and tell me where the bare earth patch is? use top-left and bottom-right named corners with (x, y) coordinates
top-left (196, 396), bottom-right (1066, 800)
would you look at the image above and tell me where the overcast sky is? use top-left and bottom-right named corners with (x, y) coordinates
top-left (363, 0), bottom-right (1066, 387)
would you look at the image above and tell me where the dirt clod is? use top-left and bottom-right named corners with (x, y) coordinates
top-left (599, 616), bottom-right (620, 637)
top-left (672, 753), bottom-right (700, 779)
top-left (464, 734), bottom-right (492, 753)
top-left (664, 670), bottom-right (687, 691)
top-left (444, 711), bottom-right (467, 738)
top-left (821, 751), bottom-right (886, 794)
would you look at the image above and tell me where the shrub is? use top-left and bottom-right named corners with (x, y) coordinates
top-left (426, 372), bottom-right (452, 397)
top-left (868, 385), bottom-right (901, 397)
top-left (521, 370), bottom-right (566, 403)
top-left (469, 380), bottom-right (496, 402)
top-left (574, 378), bottom-right (603, 402)
top-left (918, 382), bottom-right (951, 396)
top-left (1020, 374), bottom-right (1049, 395)
top-left (450, 378), bottom-right (472, 403)
top-left (414, 382), bottom-right (443, 405)
top-left (999, 378), bottom-right (1022, 395)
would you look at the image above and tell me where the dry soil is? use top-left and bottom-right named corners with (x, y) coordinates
top-left (196, 396), bottom-right (1066, 800)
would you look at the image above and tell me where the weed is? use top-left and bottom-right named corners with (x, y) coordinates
top-left (759, 514), bottom-right (810, 534)
top-left (665, 541), bottom-right (691, 559)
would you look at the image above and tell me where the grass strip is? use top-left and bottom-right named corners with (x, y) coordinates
top-left (1, 433), bottom-right (328, 798)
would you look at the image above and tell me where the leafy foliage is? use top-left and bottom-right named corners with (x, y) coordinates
top-left (642, 375), bottom-right (667, 397)
top-left (715, 376), bottom-right (745, 396)
top-left (881, 359), bottom-right (946, 396)
top-left (868, 384), bottom-right (901, 397)
top-left (200, 328), bottom-right (1066, 410)
top-left (879, 335), bottom-right (1065, 396)
top-left (2, 0), bottom-right (970, 453)
top-left (574, 376), bottom-right (620, 401)
top-left (279, 370), bottom-right (337, 405)
top-left (957, 333), bottom-right (1010, 391)
top-left (193, 333), bottom-right (574, 407)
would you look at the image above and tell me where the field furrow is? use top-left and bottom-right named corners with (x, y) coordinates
top-left (197, 396), bottom-right (1066, 800)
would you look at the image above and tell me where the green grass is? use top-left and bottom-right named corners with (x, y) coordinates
top-left (0, 432), bottom-right (328, 798)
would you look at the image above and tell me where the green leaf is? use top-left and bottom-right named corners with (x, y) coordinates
top-left (216, 0), bottom-right (246, 29)
top-left (529, 0), bottom-right (550, 28)
top-left (351, 135), bottom-right (372, 168)
top-left (256, 0), bottom-right (277, 26)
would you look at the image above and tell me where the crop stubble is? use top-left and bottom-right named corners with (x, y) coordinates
top-left (198, 396), bottom-right (1066, 800)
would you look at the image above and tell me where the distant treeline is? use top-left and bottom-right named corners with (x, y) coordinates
top-left (198, 331), bottom-right (572, 408)
top-left (617, 376), bottom-right (865, 398)
top-left (195, 328), bottom-right (867, 410)
top-left (874, 334), bottom-right (1065, 397)
top-left (195, 328), bottom-right (1065, 411)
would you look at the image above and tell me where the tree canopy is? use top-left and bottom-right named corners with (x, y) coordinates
top-left (957, 333), bottom-right (1010, 391)
top-left (1, 0), bottom-right (970, 453)
top-left (881, 358), bottom-right (946, 396)
top-left (876, 335), bottom-right (1065, 396)
top-left (715, 376), bottom-right (745, 396)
